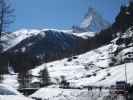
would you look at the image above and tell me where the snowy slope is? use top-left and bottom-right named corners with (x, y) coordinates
top-left (31, 27), bottom-right (133, 87)
top-left (0, 84), bottom-right (33, 100)
top-left (2, 74), bottom-right (19, 88)
top-left (31, 44), bottom-right (114, 76)
top-left (31, 44), bottom-right (133, 87)
top-left (0, 96), bottom-right (33, 100)
top-left (0, 84), bottom-right (20, 95)
top-left (1, 29), bottom-right (40, 51)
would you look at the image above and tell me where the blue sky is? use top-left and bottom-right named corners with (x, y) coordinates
top-left (11, 0), bottom-right (128, 31)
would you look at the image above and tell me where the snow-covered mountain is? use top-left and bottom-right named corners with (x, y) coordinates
top-left (1, 28), bottom-right (94, 53)
top-left (73, 8), bottom-right (110, 33)
top-left (1, 29), bottom-right (41, 52)
top-left (31, 27), bottom-right (133, 88)
top-left (0, 28), bottom-right (95, 73)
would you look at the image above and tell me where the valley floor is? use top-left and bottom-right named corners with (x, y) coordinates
top-left (30, 87), bottom-right (108, 100)
top-left (30, 87), bottom-right (130, 100)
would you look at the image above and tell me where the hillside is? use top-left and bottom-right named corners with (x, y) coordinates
top-left (31, 27), bottom-right (133, 87)
top-left (0, 29), bottom-right (94, 73)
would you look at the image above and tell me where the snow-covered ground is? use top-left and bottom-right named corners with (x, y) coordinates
top-left (32, 58), bottom-right (133, 87)
top-left (2, 74), bottom-right (19, 88)
top-left (31, 44), bottom-right (113, 76)
top-left (30, 88), bottom-right (109, 100)
top-left (31, 28), bottom-right (133, 87)
top-left (0, 95), bottom-right (32, 100)
top-left (0, 84), bottom-right (33, 100)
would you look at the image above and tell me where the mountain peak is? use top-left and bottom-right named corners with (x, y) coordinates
top-left (73, 7), bottom-right (110, 33)
top-left (80, 7), bottom-right (110, 32)
top-left (84, 7), bottom-right (97, 18)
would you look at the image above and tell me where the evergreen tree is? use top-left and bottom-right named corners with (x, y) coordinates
top-left (18, 72), bottom-right (31, 89)
top-left (39, 67), bottom-right (51, 87)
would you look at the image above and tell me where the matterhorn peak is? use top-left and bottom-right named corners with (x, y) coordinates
top-left (80, 7), bottom-right (110, 32)
top-left (73, 7), bottom-right (110, 33)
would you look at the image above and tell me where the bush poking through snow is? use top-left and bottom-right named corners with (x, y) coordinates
top-left (59, 76), bottom-right (70, 89)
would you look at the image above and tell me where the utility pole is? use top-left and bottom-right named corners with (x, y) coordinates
top-left (124, 65), bottom-right (128, 100)
top-left (124, 62), bottom-right (128, 83)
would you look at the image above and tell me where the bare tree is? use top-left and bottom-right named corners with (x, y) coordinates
top-left (0, 0), bottom-right (14, 51)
